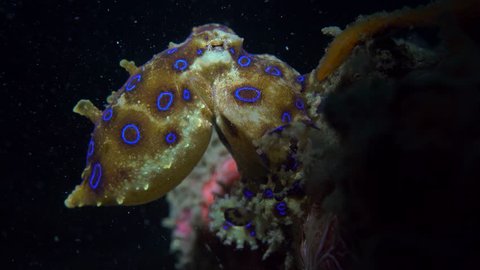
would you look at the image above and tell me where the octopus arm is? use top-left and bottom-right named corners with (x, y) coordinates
top-left (65, 80), bottom-right (213, 207)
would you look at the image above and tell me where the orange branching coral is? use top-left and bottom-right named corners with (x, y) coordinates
top-left (314, 0), bottom-right (480, 82)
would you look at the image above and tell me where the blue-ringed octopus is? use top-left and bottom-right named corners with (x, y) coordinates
top-left (65, 0), bottom-right (475, 208)
top-left (65, 24), bottom-right (310, 207)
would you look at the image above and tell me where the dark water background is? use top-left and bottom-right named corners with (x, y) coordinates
top-left (2, 0), bottom-right (429, 269)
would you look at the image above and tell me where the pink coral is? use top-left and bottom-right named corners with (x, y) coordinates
top-left (201, 157), bottom-right (240, 223)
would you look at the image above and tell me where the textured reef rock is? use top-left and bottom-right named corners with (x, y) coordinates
top-left (65, 0), bottom-right (479, 269)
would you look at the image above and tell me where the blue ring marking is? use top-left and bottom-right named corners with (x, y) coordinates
top-left (102, 107), bottom-right (113, 121)
top-left (281, 111), bottom-right (291, 123)
top-left (121, 124), bottom-right (141, 145)
top-left (167, 47), bottom-right (178, 54)
top-left (182, 89), bottom-right (191, 101)
top-left (229, 48), bottom-right (235, 55)
top-left (89, 162), bottom-right (102, 190)
top-left (275, 201), bottom-right (288, 216)
top-left (245, 222), bottom-right (256, 236)
top-left (173, 59), bottom-right (188, 71)
top-left (243, 188), bottom-right (254, 199)
top-left (87, 138), bottom-right (95, 157)
top-left (157, 91), bottom-right (174, 111)
top-left (237, 55), bottom-right (251, 67)
top-left (268, 124), bottom-right (288, 135)
top-left (296, 75), bottom-right (305, 83)
top-left (196, 48), bottom-right (203, 55)
top-left (234, 86), bottom-right (261, 103)
top-left (265, 66), bottom-right (282, 77)
top-left (263, 188), bottom-right (273, 199)
top-left (295, 98), bottom-right (305, 110)
top-left (165, 132), bottom-right (177, 145)
top-left (276, 201), bottom-right (287, 211)
top-left (223, 221), bottom-right (234, 230)
top-left (125, 74), bottom-right (142, 92)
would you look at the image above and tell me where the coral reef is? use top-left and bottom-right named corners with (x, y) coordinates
top-left (162, 132), bottom-right (238, 268)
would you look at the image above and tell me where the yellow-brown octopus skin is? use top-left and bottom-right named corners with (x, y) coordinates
top-left (65, 24), bottom-right (308, 208)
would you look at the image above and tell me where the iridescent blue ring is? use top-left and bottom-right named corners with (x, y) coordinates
top-left (295, 98), bottom-right (305, 110)
top-left (237, 55), bottom-right (251, 67)
top-left (281, 111), bottom-right (291, 123)
top-left (157, 91), bottom-right (174, 111)
top-left (87, 138), bottom-right (95, 157)
top-left (182, 89), bottom-right (191, 101)
top-left (234, 86), bottom-right (261, 103)
top-left (263, 188), bottom-right (273, 198)
top-left (89, 162), bottom-right (102, 190)
top-left (243, 188), bottom-right (254, 199)
top-left (102, 107), bottom-right (113, 121)
top-left (296, 75), bottom-right (305, 83)
top-left (265, 66), bottom-right (282, 77)
top-left (167, 47), bottom-right (178, 54)
top-left (269, 125), bottom-right (287, 134)
top-left (276, 201), bottom-right (287, 211)
top-left (223, 221), bottom-right (233, 230)
top-left (165, 132), bottom-right (177, 145)
top-left (121, 124), bottom-right (141, 145)
top-left (229, 48), bottom-right (235, 55)
top-left (125, 74), bottom-right (141, 92)
top-left (196, 48), bottom-right (203, 55)
top-left (275, 201), bottom-right (287, 216)
top-left (173, 59), bottom-right (188, 71)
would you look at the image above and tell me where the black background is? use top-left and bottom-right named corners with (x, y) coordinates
top-left (2, 0), bottom-right (428, 269)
